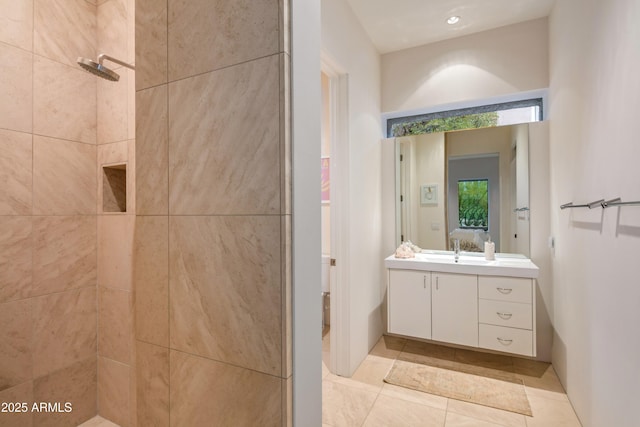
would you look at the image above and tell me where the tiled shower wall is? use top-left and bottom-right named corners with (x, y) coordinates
top-left (0, 0), bottom-right (136, 426)
top-left (135, 0), bottom-right (292, 425)
top-left (0, 1), bottom-right (99, 426)
top-left (95, 0), bottom-right (136, 426)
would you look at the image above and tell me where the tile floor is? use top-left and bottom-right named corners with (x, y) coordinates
top-left (77, 416), bottom-right (119, 427)
top-left (78, 332), bottom-right (582, 427)
top-left (322, 332), bottom-right (583, 427)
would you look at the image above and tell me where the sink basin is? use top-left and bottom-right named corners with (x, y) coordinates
top-left (416, 252), bottom-right (492, 264)
top-left (386, 251), bottom-right (539, 278)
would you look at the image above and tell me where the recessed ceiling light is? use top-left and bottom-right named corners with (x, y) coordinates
top-left (447, 16), bottom-right (460, 25)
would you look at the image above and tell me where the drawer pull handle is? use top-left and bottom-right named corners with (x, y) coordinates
top-left (497, 337), bottom-right (513, 346)
top-left (497, 287), bottom-right (513, 294)
top-left (497, 312), bottom-right (513, 320)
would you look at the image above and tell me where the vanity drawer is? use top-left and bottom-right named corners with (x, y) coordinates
top-left (478, 276), bottom-right (532, 303)
top-left (479, 324), bottom-right (533, 357)
top-left (479, 299), bottom-right (532, 330)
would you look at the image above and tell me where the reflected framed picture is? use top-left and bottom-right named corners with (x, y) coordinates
top-left (420, 184), bottom-right (438, 205)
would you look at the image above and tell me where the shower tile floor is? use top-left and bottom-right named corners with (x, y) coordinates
top-left (78, 416), bottom-right (119, 427)
top-left (322, 332), bottom-right (583, 427)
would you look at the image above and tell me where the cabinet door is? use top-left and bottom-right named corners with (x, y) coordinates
top-left (388, 270), bottom-right (431, 339)
top-left (432, 272), bottom-right (478, 347)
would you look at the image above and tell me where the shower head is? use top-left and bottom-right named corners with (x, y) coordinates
top-left (77, 57), bottom-right (120, 81)
top-left (76, 54), bottom-right (135, 82)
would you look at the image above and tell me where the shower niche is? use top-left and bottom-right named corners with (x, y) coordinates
top-left (102, 163), bottom-right (127, 212)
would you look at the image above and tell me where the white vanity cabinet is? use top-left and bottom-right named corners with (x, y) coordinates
top-left (478, 276), bottom-right (535, 356)
top-left (385, 254), bottom-right (538, 357)
top-left (431, 272), bottom-right (478, 347)
top-left (388, 270), bottom-right (431, 339)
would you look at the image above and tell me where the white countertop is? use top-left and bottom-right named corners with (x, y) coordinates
top-left (385, 251), bottom-right (539, 278)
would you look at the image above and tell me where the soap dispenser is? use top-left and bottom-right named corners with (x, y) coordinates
top-left (484, 237), bottom-right (495, 261)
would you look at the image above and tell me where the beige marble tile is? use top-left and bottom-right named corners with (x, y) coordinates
top-left (379, 384), bottom-right (448, 411)
top-left (445, 411), bottom-right (507, 427)
top-left (369, 335), bottom-right (407, 359)
top-left (78, 415), bottom-right (120, 427)
top-left (98, 357), bottom-right (130, 427)
top-left (126, 138), bottom-right (136, 214)
top-left (128, 338), bottom-right (137, 427)
top-left (363, 394), bottom-right (446, 427)
top-left (168, 55), bottom-right (280, 215)
top-left (97, 0), bottom-right (127, 62)
top-left (279, 0), bottom-right (289, 54)
top-left (324, 371), bottom-right (382, 396)
top-left (33, 136), bottom-right (97, 215)
top-left (280, 53), bottom-right (291, 215)
top-left (525, 395), bottom-right (582, 427)
top-left (32, 287), bottom-right (97, 378)
top-left (34, 0), bottom-right (96, 67)
top-left (135, 84), bottom-right (168, 215)
top-left (98, 140), bottom-right (128, 165)
top-left (322, 360), bottom-right (331, 380)
top-left (135, 0), bottom-right (167, 89)
top-left (169, 216), bottom-right (282, 375)
top-left (0, 381), bottom-right (34, 427)
top-left (32, 216), bottom-right (97, 297)
top-left (350, 355), bottom-right (396, 390)
top-left (136, 341), bottom-right (169, 427)
top-left (33, 56), bottom-right (97, 144)
top-left (98, 66), bottom-right (128, 144)
top-left (0, 129), bottom-right (32, 215)
top-left (322, 380), bottom-right (378, 427)
top-left (0, 299), bottom-right (33, 391)
top-left (127, 70), bottom-right (135, 140)
top-left (0, 0), bottom-right (33, 50)
top-left (170, 350), bottom-right (282, 426)
top-left (134, 216), bottom-right (169, 347)
top-left (447, 398), bottom-right (527, 427)
top-left (126, 0), bottom-right (134, 65)
top-left (98, 215), bottom-right (134, 290)
top-left (98, 288), bottom-right (132, 363)
top-left (33, 357), bottom-right (97, 427)
top-left (167, 0), bottom-right (279, 81)
top-left (518, 365), bottom-right (569, 402)
top-left (0, 43), bottom-right (33, 133)
top-left (0, 217), bottom-right (32, 303)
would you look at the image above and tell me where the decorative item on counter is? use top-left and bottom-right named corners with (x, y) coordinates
top-left (405, 240), bottom-right (422, 253)
top-left (395, 242), bottom-right (415, 259)
top-left (484, 237), bottom-right (495, 261)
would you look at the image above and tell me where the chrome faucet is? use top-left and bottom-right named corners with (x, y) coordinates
top-left (453, 239), bottom-right (460, 263)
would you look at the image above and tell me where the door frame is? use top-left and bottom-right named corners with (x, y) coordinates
top-left (321, 52), bottom-right (351, 377)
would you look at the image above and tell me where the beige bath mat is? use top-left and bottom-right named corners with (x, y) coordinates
top-left (384, 342), bottom-right (533, 416)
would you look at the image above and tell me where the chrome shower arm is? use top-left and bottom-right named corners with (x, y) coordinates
top-left (98, 54), bottom-right (135, 70)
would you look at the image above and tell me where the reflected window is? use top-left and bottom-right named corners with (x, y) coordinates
top-left (387, 98), bottom-right (543, 137)
top-left (458, 179), bottom-right (488, 229)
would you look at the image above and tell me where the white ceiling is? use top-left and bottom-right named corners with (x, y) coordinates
top-left (345, 0), bottom-right (556, 54)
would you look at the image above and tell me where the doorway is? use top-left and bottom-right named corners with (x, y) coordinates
top-left (321, 56), bottom-right (349, 377)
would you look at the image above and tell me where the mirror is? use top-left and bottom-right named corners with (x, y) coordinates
top-left (396, 124), bottom-right (530, 256)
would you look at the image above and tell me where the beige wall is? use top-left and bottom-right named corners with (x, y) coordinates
top-left (399, 133), bottom-right (447, 250)
top-left (549, 0), bottom-right (640, 425)
top-left (0, 1), bottom-right (100, 426)
top-left (322, 0), bottom-right (383, 375)
top-left (134, 0), bottom-right (292, 425)
top-left (381, 18), bottom-right (549, 113)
